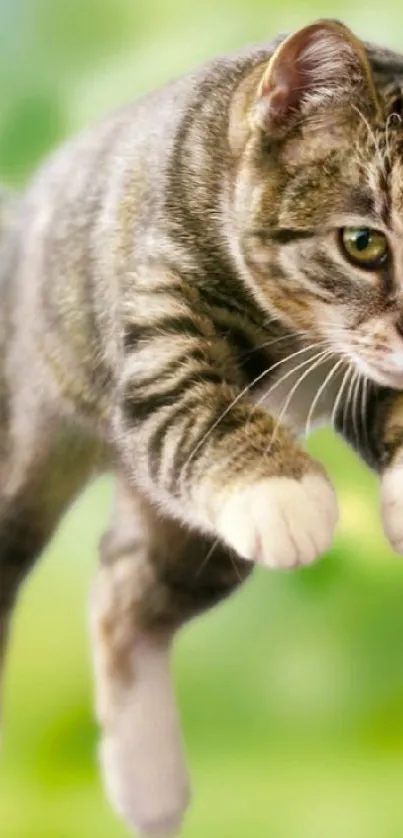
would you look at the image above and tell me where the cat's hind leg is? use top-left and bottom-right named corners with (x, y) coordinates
top-left (0, 493), bottom-right (58, 735)
top-left (0, 423), bottom-right (100, 737)
top-left (92, 474), bottom-right (251, 837)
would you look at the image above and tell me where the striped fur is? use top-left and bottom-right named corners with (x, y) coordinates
top-left (2, 19), bottom-right (403, 836)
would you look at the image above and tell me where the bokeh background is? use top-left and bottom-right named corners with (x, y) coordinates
top-left (2, 1), bottom-right (403, 836)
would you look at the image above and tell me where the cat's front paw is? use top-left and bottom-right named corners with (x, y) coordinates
top-left (216, 473), bottom-right (338, 569)
top-left (380, 465), bottom-right (403, 553)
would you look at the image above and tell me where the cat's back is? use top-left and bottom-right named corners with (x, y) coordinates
top-left (19, 44), bottom-right (268, 223)
top-left (2, 43), bottom-right (277, 399)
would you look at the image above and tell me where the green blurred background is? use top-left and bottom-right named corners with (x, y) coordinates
top-left (2, 1), bottom-right (403, 836)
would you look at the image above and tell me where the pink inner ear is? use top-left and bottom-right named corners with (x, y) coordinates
top-left (257, 23), bottom-right (361, 130)
top-left (263, 58), bottom-right (305, 121)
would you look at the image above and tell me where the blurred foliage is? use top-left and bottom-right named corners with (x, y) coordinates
top-left (2, 1), bottom-right (403, 837)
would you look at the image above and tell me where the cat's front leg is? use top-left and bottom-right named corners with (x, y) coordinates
top-left (115, 306), bottom-right (338, 570)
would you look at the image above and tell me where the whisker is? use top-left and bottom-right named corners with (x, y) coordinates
top-left (263, 348), bottom-right (335, 458)
top-left (352, 372), bottom-right (363, 448)
top-left (331, 364), bottom-right (353, 431)
top-left (241, 332), bottom-right (299, 358)
top-left (195, 536), bottom-right (220, 580)
top-left (183, 343), bottom-right (327, 471)
top-left (228, 551), bottom-right (244, 584)
top-left (342, 368), bottom-right (357, 439)
top-left (360, 374), bottom-right (369, 453)
top-left (305, 357), bottom-right (346, 438)
top-left (248, 343), bottom-right (330, 421)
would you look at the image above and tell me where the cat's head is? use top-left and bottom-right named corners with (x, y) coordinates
top-left (233, 20), bottom-right (403, 388)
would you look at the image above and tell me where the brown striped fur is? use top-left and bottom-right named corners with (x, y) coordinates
top-left (2, 19), bottom-right (403, 836)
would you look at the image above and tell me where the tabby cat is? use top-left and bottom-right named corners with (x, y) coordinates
top-left (2, 17), bottom-right (403, 837)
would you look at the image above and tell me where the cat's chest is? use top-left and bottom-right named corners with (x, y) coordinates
top-left (253, 350), bottom-right (346, 436)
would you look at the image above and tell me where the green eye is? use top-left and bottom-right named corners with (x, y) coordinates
top-left (340, 227), bottom-right (389, 270)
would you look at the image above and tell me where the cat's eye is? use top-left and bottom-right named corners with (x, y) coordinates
top-left (340, 227), bottom-right (389, 270)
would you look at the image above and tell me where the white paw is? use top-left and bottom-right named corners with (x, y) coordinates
top-left (99, 637), bottom-right (190, 837)
top-left (216, 473), bottom-right (338, 569)
top-left (381, 465), bottom-right (403, 553)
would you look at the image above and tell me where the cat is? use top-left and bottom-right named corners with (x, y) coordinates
top-left (2, 16), bottom-right (403, 837)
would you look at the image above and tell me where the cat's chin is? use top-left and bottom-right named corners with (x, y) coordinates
top-left (350, 354), bottom-right (403, 390)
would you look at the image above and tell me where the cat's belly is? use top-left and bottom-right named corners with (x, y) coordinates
top-left (254, 350), bottom-right (348, 437)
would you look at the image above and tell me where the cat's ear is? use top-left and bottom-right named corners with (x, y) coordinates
top-left (253, 20), bottom-right (381, 135)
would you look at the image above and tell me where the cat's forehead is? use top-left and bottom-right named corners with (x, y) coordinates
top-left (388, 151), bottom-right (403, 230)
top-left (354, 131), bottom-right (403, 236)
top-left (346, 88), bottom-right (403, 231)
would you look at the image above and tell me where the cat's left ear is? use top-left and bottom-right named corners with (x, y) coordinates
top-left (253, 20), bottom-right (381, 135)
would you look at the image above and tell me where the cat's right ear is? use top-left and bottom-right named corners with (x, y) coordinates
top-left (252, 20), bottom-right (381, 136)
